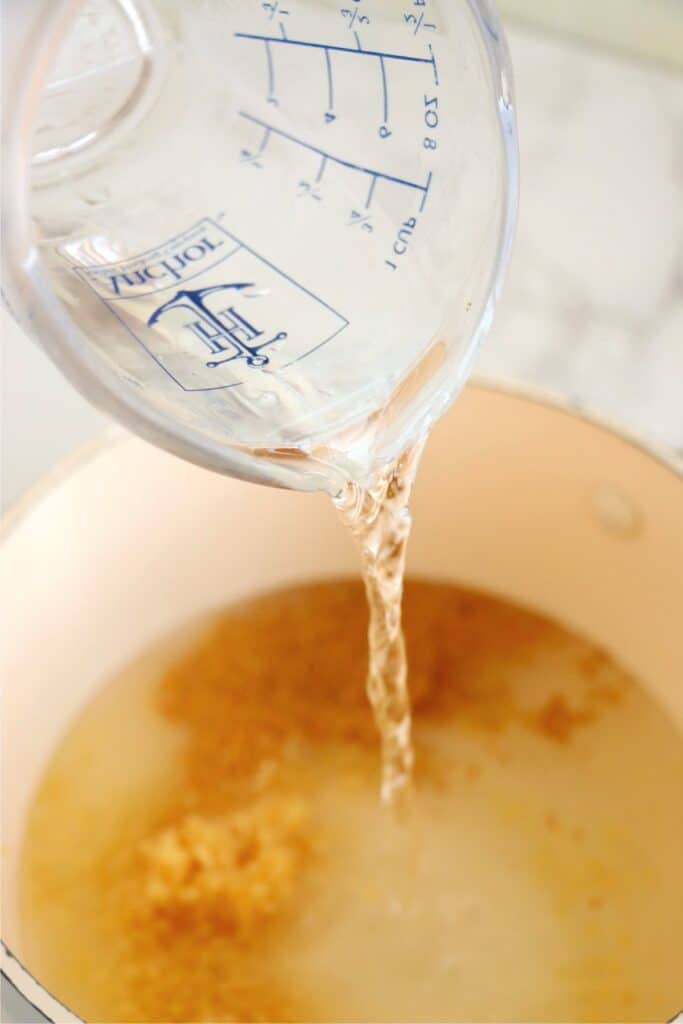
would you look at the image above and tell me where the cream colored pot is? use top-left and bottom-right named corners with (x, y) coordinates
top-left (1, 383), bottom-right (682, 1022)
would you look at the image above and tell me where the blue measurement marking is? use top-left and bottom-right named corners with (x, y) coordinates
top-left (264, 40), bottom-right (276, 101)
top-left (379, 55), bottom-right (388, 123)
top-left (353, 29), bottom-right (362, 50)
top-left (241, 122), bottom-right (271, 166)
top-left (279, 20), bottom-right (287, 39)
top-left (324, 48), bottom-right (334, 112)
top-left (428, 43), bottom-right (439, 85)
top-left (240, 110), bottom-right (432, 197)
top-left (234, 32), bottom-right (434, 65)
top-left (419, 170), bottom-right (432, 212)
top-left (77, 243), bottom-right (243, 302)
top-left (315, 154), bottom-right (327, 183)
top-left (262, 1), bottom-right (289, 20)
top-left (365, 175), bottom-right (377, 209)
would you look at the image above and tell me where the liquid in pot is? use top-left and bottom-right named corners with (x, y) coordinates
top-left (20, 580), bottom-right (683, 1022)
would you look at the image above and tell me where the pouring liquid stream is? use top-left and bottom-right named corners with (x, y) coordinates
top-left (335, 442), bottom-right (424, 813)
top-left (246, 336), bottom-right (427, 812)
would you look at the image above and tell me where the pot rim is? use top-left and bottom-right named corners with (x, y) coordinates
top-left (2, 377), bottom-right (681, 546)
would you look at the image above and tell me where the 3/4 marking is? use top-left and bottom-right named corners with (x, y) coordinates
top-left (349, 209), bottom-right (373, 232)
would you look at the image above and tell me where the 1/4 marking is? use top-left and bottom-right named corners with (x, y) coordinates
top-left (261, 1), bottom-right (289, 20)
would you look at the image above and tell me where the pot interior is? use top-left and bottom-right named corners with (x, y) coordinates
top-left (2, 383), bottom-right (682, 1005)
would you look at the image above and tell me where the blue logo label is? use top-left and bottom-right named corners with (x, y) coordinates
top-left (72, 218), bottom-right (348, 391)
top-left (148, 284), bottom-right (287, 369)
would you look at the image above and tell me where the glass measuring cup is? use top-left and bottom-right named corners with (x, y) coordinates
top-left (2, 0), bottom-right (517, 492)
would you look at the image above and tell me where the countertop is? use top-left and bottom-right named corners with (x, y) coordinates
top-left (2, 25), bottom-right (682, 511)
top-left (481, 28), bottom-right (683, 457)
